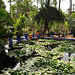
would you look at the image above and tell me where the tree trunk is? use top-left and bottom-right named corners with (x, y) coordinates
top-left (73, 4), bottom-right (75, 12)
top-left (46, 0), bottom-right (50, 7)
top-left (59, 0), bottom-right (61, 10)
top-left (53, 0), bottom-right (57, 7)
top-left (48, 0), bottom-right (50, 6)
top-left (44, 20), bottom-right (48, 33)
top-left (55, 0), bottom-right (57, 7)
top-left (69, 0), bottom-right (72, 15)
top-left (17, 0), bottom-right (20, 17)
top-left (37, 0), bottom-right (38, 9)
top-left (58, 34), bottom-right (60, 38)
top-left (43, 0), bottom-right (50, 34)
top-left (62, 22), bottom-right (65, 37)
top-left (9, 0), bottom-right (11, 16)
top-left (40, 0), bottom-right (42, 7)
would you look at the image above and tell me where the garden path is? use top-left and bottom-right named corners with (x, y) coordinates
top-left (53, 34), bottom-right (75, 39)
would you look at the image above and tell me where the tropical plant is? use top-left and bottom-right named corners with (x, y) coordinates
top-left (68, 16), bottom-right (75, 37)
top-left (53, 0), bottom-right (57, 7)
top-left (11, 0), bottom-right (36, 18)
top-left (59, 43), bottom-right (75, 61)
top-left (0, 9), bottom-right (13, 48)
top-left (8, 0), bottom-right (13, 16)
top-left (0, 0), bottom-right (6, 9)
top-left (0, 2), bottom-right (14, 54)
top-left (69, 0), bottom-right (72, 15)
top-left (49, 32), bottom-right (55, 35)
top-left (29, 32), bottom-right (33, 35)
top-left (15, 31), bottom-right (22, 37)
top-left (34, 6), bottom-right (65, 34)
top-left (14, 14), bottom-right (26, 31)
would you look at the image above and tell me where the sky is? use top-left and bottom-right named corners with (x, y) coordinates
top-left (2, 0), bottom-right (75, 13)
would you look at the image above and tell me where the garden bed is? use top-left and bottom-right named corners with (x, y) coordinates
top-left (0, 39), bottom-right (75, 75)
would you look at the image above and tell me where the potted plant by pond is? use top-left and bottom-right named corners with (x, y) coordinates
top-left (50, 32), bottom-right (55, 38)
top-left (7, 31), bottom-right (14, 48)
top-left (36, 30), bottom-right (40, 35)
top-left (15, 31), bottom-right (22, 41)
top-left (57, 32), bottom-right (61, 38)
top-left (71, 28), bottom-right (75, 37)
top-left (36, 30), bottom-right (40, 38)
top-left (28, 33), bottom-right (33, 39)
top-left (22, 27), bottom-right (30, 39)
top-left (23, 30), bottom-right (28, 39)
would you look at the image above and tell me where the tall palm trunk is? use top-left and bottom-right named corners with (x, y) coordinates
top-left (41, 0), bottom-right (43, 7)
top-left (69, 0), bottom-right (72, 15)
top-left (9, 0), bottom-right (11, 16)
top-left (40, 0), bottom-right (45, 7)
top-left (48, 0), bottom-right (50, 6)
top-left (17, 0), bottom-right (20, 17)
top-left (43, 0), bottom-right (50, 33)
top-left (73, 4), bottom-right (75, 12)
top-left (53, 0), bottom-right (57, 7)
top-left (37, 0), bottom-right (38, 8)
top-left (44, 20), bottom-right (49, 33)
top-left (59, 0), bottom-right (61, 9)
top-left (46, 0), bottom-right (50, 7)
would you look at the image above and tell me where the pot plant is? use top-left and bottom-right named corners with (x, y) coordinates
top-left (8, 32), bottom-right (14, 48)
top-left (28, 32), bottom-right (33, 39)
top-left (22, 27), bottom-right (30, 39)
top-left (36, 30), bottom-right (40, 35)
top-left (50, 32), bottom-right (55, 38)
top-left (71, 28), bottom-right (75, 37)
top-left (15, 31), bottom-right (22, 41)
top-left (57, 32), bottom-right (61, 38)
top-left (6, 30), bottom-right (14, 48)
top-left (35, 30), bottom-right (40, 38)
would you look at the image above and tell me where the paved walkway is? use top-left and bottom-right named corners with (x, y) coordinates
top-left (40, 35), bottom-right (75, 41)
top-left (54, 35), bottom-right (75, 39)
top-left (7, 35), bottom-right (75, 43)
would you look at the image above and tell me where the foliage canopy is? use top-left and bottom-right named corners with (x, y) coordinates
top-left (34, 6), bottom-right (65, 24)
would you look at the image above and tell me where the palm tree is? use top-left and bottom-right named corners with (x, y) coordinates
top-left (40, 0), bottom-right (44, 7)
top-left (12, 0), bottom-right (20, 17)
top-left (59, 0), bottom-right (61, 9)
top-left (46, 0), bottom-right (50, 6)
top-left (10, 0), bottom-right (11, 15)
top-left (37, 0), bottom-right (38, 8)
top-left (53, 0), bottom-right (57, 7)
top-left (34, 6), bottom-right (64, 34)
top-left (69, 0), bottom-right (72, 15)
top-left (8, 0), bottom-right (12, 16)
top-left (59, 0), bottom-right (65, 10)
top-left (8, 0), bottom-right (19, 17)
top-left (73, 4), bottom-right (75, 12)
top-left (34, 0), bottom-right (39, 9)
top-left (17, 0), bottom-right (20, 17)
top-left (0, 0), bottom-right (6, 9)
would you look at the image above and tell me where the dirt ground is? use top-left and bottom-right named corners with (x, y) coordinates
top-left (53, 35), bottom-right (75, 39)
